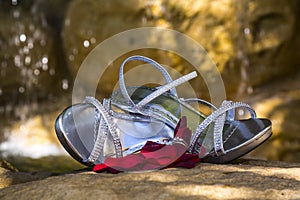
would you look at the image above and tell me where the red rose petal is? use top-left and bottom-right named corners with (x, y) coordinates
top-left (93, 117), bottom-right (201, 173)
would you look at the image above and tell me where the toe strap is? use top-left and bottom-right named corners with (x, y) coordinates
top-left (188, 100), bottom-right (256, 155)
top-left (83, 97), bottom-right (123, 163)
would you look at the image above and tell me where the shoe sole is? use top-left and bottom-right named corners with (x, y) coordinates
top-left (202, 125), bottom-right (272, 164)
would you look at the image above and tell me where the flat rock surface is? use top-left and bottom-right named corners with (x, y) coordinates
top-left (0, 159), bottom-right (299, 200)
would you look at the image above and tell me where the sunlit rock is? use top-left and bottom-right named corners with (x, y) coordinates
top-left (0, 159), bottom-right (300, 199)
top-left (0, 165), bottom-right (51, 189)
top-left (63, 0), bottom-right (300, 98)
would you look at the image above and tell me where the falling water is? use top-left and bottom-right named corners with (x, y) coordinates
top-left (0, 1), bottom-right (71, 161)
top-left (235, 1), bottom-right (253, 99)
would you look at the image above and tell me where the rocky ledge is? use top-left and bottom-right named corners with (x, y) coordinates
top-left (0, 159), bottom-right (299, 200)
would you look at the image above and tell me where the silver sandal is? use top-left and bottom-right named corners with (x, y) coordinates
top-left (55, 55), bottom-right (272, 166)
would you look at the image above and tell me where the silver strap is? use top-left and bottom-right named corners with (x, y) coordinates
top-left (119, 55), bottom-right (178, 107)
top-left (181, 98), bottom-right (217, 111)
top-left (212, 101), bottom-right (229, 155)
top-left (135, 71), bottom-right (198, 110)
top-left (189, 100), bottom-right (256, 154)
top-left (83, 97), bottom-right (123, 163)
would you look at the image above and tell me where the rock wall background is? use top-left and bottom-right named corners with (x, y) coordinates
top-left (63, 0), bottom-right (300, 97)
top-left (0, 0), bottom-right (300, 172)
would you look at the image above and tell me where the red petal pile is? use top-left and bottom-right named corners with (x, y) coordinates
top-left (93, 117), bottom-right (200, 174)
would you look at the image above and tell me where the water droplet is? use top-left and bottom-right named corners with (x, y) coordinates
top-left (28, 40), bottom-right (34, 49)
top-left (35, 61), bottom-right (42, 68)
top-left (68, 54), bottom-right (74, 61)
top-left (42, 64), bottom-right (48, 71)
top-left (41, 18), bottom-right (48, 28)
top-left (83, 40), bottom-right (90, 48)
top-left (23, 46), bottom-right (29, 54)
top-left (12, 0), bottom-right (18, 6)
top-left (18, 86), bottom-right (25, 93)
top-left (40, 39), bottom-right (46, 46)
top-left (42, 56), bottom-right (48, 64)
top-left (29, 24), bottom-right (35, 32)
top-left (33, 78), bottom-right (38, 85)
top-left (5, 104), bottom-right (12, 113)
top-left (247, 86), bottom-right (253, 94)
top-left (244, 28), bottom-right (250, 35)
top-left (90, 37), bottom-right (96, 44)
top-left (19, 34), bottom-right (27, 42)
top-left (18, 48), bottom-right (24, 55)
top-left (34, 69), bottom-right (40, 75)
top-left (25, 56), bottom-right (31, 65)
top-left (14, 55), bottom-right (21, 67)
top-left (237, 50), bottom-right (243, 59)
top-left (14, 36), bottom-right (20, 46)
top-left (1, 61), bottom-right (7, 68)
top-left (27, 69), bottom-right (32, 76)
top-left (65, 19), bottom-right (70, 26)
top-left (49, 68), bottom-right (55, 75)
top-left (142, 17), bottom-right (147, 24)
top-left (21, 68), bottom-right (26, 76)
top-left (13, 10), bottom-right (20, 18)
top-left (72, 48), bottom-right (78, 54)
top-left (62, 79), bottom-right (69, 90)
top-left (33, 30), bottom-right (41, 39)
top-left (238, 109), bottom-right (245, 116)
top-left (86, 30), bottom-right (92, 36)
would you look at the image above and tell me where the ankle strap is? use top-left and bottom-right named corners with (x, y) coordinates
top-left (119, 55), bottom-right (178, 107)
top-left (135, 71), bottom-right (197, 110)
top-left (119, 55), bottom-right (198, 113)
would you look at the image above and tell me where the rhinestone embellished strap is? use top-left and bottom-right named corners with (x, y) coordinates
top-left (135, 71), bottom-right (198, 110)
top-left (181, 98), bottom-right (217, 111)
top-left (84, 99), bottom-right (110, 163)
top-left (212, 101), bottom-right (230, 155)
top-left (86, 118), bottom-right (108, 163)
top-left (188, 100), bottom-right (256, 154)
top-left (83, 97), bottom-right (123, 163)
top-left (119, 55), bottom-right (178, 107)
